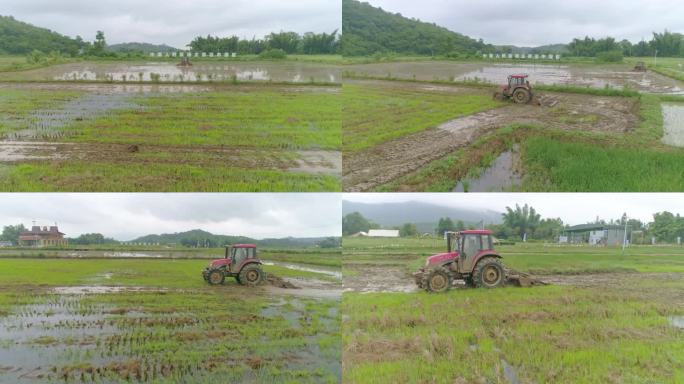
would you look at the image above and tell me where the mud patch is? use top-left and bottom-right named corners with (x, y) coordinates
top-left (289, 150), bottom-right (342, 175)
top-left (344, 266), bottom-right (417, 293)
top-left (0, 141), bottom-right (69, 161)
top-left (266, 274), bottom-right (299, 289)
top-left (662, 103), bottom-right (684, 147)
top-left (263, 261), bottom-right (342, 279)
top-left (454, 146), bottom-right (522, 192)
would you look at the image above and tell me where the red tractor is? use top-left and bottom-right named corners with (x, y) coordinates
top-left (493, 74), bottom-right (533, 104)
top-left (413, 230), bottom-right (506, 293)
top-left (202, 244), bottom-right (264, 286)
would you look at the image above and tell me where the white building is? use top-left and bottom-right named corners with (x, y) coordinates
top-left (367, 229), bottom-right (400, 238)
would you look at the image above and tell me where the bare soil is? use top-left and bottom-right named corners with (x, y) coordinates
top-left (343, 81), bottom-right (639, 191)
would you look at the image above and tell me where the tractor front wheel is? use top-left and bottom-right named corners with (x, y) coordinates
top-left (421, 267), bottom-right (453, 293)
top-left (207, 269), bottom-right (225, 285)
top-left (239, 265), bottom-right (264, 286)
top-left (512, 88), bottom-right (531, 104)
top-left (473, 257), bottom-right (505, 288)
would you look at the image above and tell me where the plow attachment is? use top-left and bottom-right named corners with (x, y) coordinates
top-left (505, 269), bottom-right (548, 287)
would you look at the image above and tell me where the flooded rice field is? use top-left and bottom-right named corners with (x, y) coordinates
top-left (662, 103), bottom-right (684, 147)
top-left (0, 61), bottom-right (340, 83)
top-left (347, 61), bottom-right (684, 94)
top-left (0, 289), bottom-right (340, 383)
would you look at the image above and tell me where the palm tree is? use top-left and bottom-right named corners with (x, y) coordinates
top-left (502, 204), bottom-right (541, 240)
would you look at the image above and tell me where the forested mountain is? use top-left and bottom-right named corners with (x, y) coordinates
top-left (341, 0), bottom-right (493, 56)
top-left (0, 15), bottom-right (82, 55)
top-left (129, 229), bottom-right (334, 248)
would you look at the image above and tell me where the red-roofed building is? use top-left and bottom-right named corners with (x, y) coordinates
top-left (18, 224), bottom-right (67, 247)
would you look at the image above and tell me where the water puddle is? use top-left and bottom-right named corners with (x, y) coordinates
top-left (662, 103), bottom-right (684, 147)
top-left (454, 146), bottom-right (522, 192)
top-left (262, 261), bottom-right (342, 279)
top-left (0, 141), bottom-right (68, 161)
top-left (52, 286), bottom-right (166, 295)
top-left (669, 316), bottom-right (684, 329)
top-left (501, 359), bottom-right (521, 384)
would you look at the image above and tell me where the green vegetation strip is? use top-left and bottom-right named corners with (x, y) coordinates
top-left (343, 82), bottom-right (502, 152)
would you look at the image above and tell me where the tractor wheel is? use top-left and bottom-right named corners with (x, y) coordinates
top-left (512, 88), bottom-right (531, 104)
top-left (472, 257), bottom-right (505, 288)
top-left (207, 269), bottom-right (225, 285)
top-left (239, 265), bottom-right (264, 286)
top-left (235, 275), bottom-right (242, 285)
top-left (421, 266), bottom-right (453, 293)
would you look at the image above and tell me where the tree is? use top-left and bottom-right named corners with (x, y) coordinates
top-left (318, 237), bottom-right (341, 248)
top-left (91, 30), bottom-right (106, 55)
top-left (399, 223), bottom-right (418, 237)
top-left (69, 233), bottom-right (118, 245)
top-left (534, 218), bottom-right (564, 240)
top-left (651, 211), bottom-right (684, 243)
top-left (502, 204), bottom-right (541, 240)
top-left (343, 212), bottom-right (372, 236)
top-left (0, 224), bottom-right (26, 242)
top-left (435, 217), bottom-right (455, 236)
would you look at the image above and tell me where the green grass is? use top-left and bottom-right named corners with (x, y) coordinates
top-left (522, 136), bottom-right (684, 191)
top-left (342, 82), bottom-right (503, 152)
top-left (0, 258), bottom-right (337, 287)
top-left (343, 282), bottom-right (684, 384)
top-left (0, 161), bottom-right (340, 192)
top-left (67, 90), bottom-right (340, 150)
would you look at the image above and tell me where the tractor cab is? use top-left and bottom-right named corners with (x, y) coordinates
top-left (506, 74), bottom-right (529, 90)
top-left (447, 230), bottom-right (497, 273)
top-left (225, 244), bottom-right (257, 273)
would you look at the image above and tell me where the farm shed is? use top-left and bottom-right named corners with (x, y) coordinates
top-left (367, 229), bottom-right (400, 238)
top-left (562, 224), bottom-right (628, 246)
top-left (18, 224), bottom-right (67, 247)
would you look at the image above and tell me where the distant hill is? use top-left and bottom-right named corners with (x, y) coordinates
top-left (497, 43), bottom-right (570, 55)
top-left (0, 15), bottom-right (81, 55)
top-left (342, 0), bottom-right (492, 56)
top-left (129, 229), bottom-right (333, 249)
top-left (343, 201), bottom-right (502, 233)
top-left (107, 42), bottom-right (177, 54)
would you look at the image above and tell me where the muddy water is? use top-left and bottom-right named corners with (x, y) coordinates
top-left (0, 296), bottom-right (121, 382)
top-left (3, 61), bottom-right (339, 83)
top-left (662, 103), bottom-right (684, 147)
top-left (454, 147), bottom-right (522, 192)
top-left (348, 61), bottom-right (684, 94)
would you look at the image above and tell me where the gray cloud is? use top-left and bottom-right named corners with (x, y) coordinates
top-left (3, 0), bottom-right (341, 48)
top-left (0, 194), bottom-right (341, 240)
top-left (362, 0), bottom-right (684, 46)
top-left (344, 193), bottom-right (684, 225)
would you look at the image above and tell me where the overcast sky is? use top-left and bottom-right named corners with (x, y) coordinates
top-left (2, 0), bottom-right (341, 48)
top-left (0, 194), bottom-right (341, 240)
top-left (363, 0), bottom-right (683, 47)
top-left (344, 193), bottom-right (684, 225)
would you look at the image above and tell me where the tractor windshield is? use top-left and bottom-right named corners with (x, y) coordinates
top-left (232, 247), bottom-right (249, 265)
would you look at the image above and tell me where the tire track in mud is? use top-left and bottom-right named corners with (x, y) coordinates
top-left (0, 141), bottom-right (341, 175)
top-left (343, 89), bottom-right (640, 192)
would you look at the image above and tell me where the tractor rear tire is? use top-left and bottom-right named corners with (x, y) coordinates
top-left (512, 89), bottom-right (531, 104)
top-left (207, 269), bottom-right (225, 285)
top-left (421, 266), bottom-right (453, 293)
top-left (239, 265), bottom-right (264, 286)
top-left (473, 257), bottom-right (505, 288)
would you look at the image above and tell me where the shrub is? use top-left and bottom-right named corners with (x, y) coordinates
top-left (596, 50), bottom-right (623, 63)
top-left (259, 49), bottom-right (287, 60)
